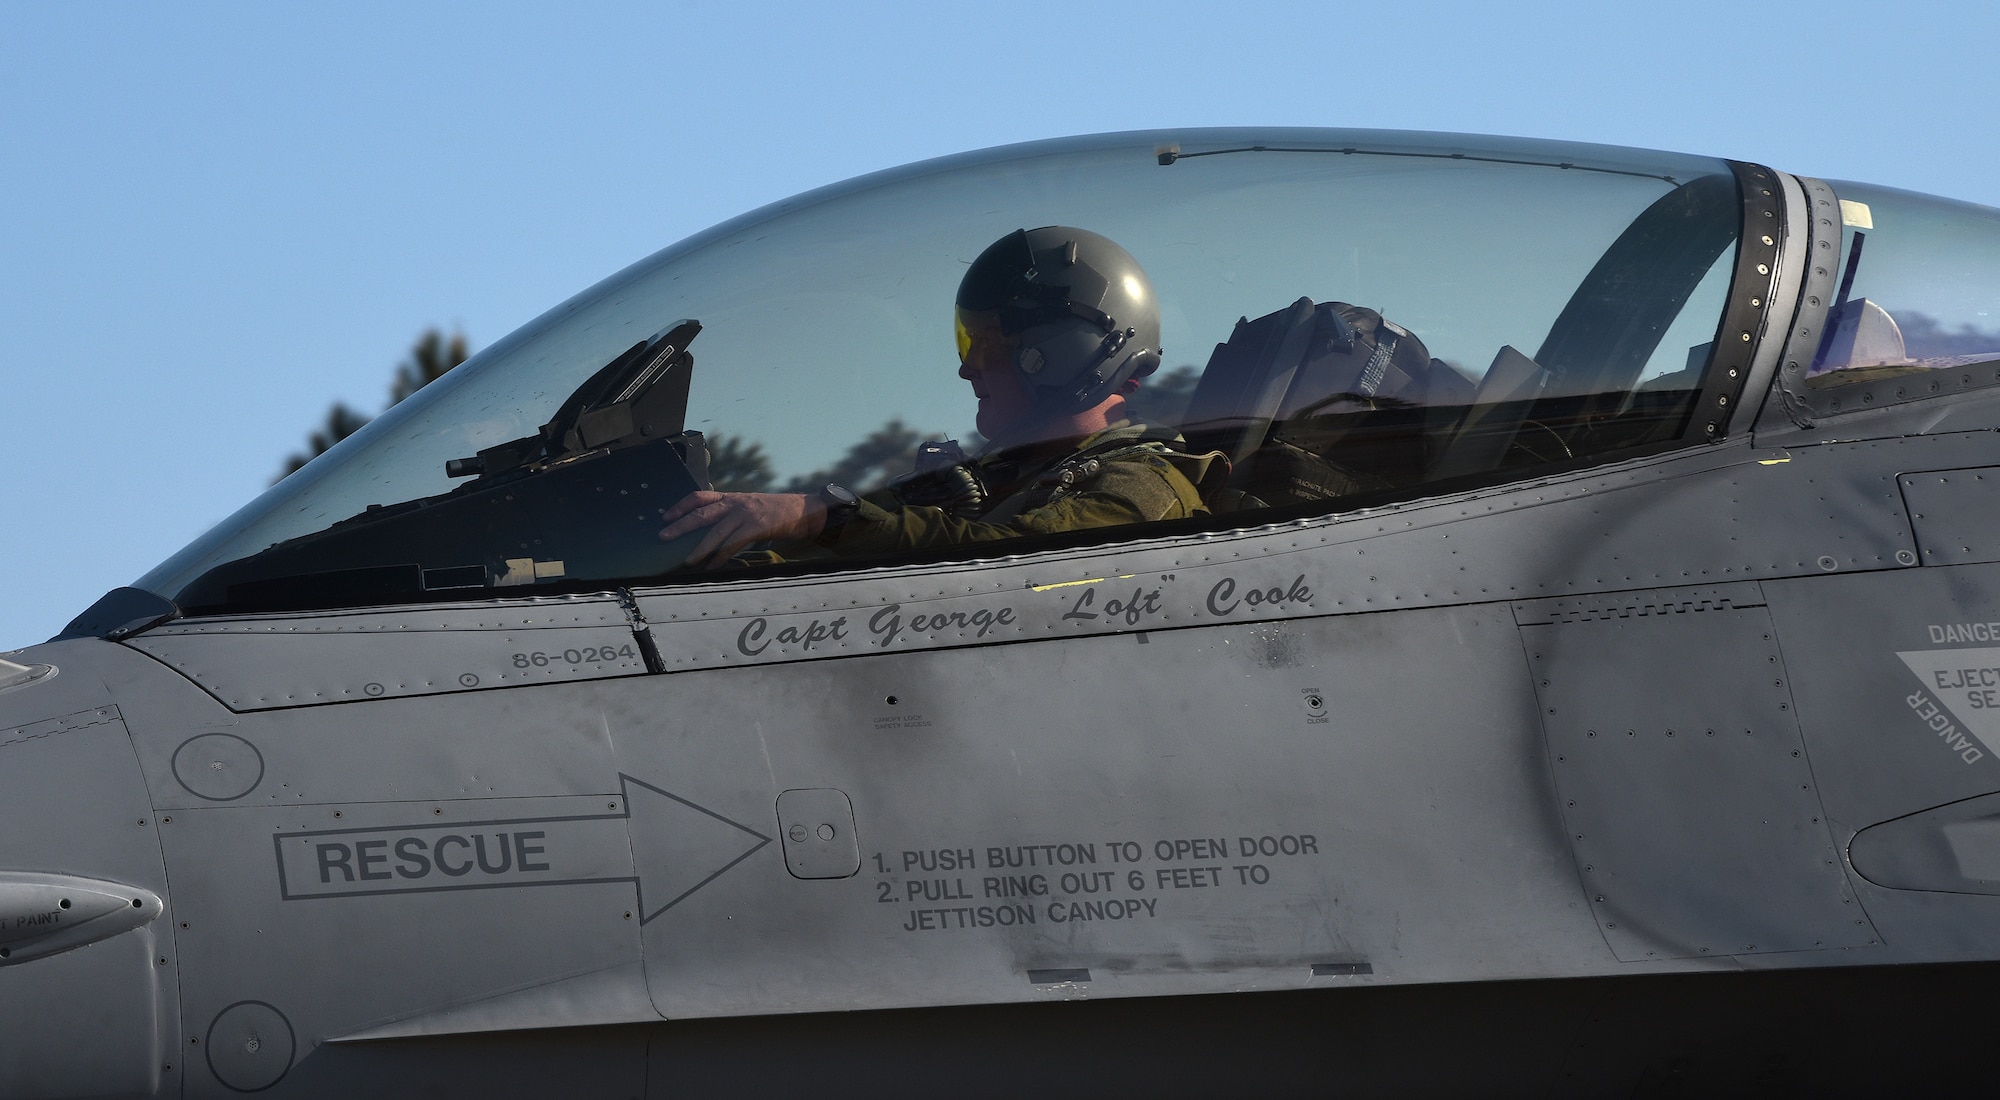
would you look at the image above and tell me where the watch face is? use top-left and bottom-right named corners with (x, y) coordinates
top-left (825, 484), bottom-right (859, 507)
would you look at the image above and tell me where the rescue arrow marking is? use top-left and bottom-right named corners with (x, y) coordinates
top-left (272, 774), bottom-right (771, 924)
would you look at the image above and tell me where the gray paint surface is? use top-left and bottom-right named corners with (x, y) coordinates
top-left (0, 662), bottom-right (179, 1100)
top-left (11, 155), bottom-right (2000, 1096)
top-left (127, 595), bottom-right (646, 711)
top-left (8, 421), bottom-right (1999, 1096)
top-left (1525, 588), bottom-right (1871, 960)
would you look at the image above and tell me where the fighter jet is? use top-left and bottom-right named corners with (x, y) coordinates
top-left (7, 126), bottom-right (2000, 1097)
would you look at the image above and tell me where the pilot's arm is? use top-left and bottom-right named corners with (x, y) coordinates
top-left (658, 491), bottom-right (827, 567)
top-left (658, 449), bottom-right (1213, 568)
top-left (827, 451), bottom-right (1208, 555)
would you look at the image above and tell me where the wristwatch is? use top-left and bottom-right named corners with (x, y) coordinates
top-left (818, 483), bottom-right (861, 539)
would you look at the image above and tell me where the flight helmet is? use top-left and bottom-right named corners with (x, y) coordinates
top-left (954, 227), bottom-right (1162, 414)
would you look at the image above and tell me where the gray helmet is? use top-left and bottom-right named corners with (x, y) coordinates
top-left (955, 227), bottom-right (1162, 413)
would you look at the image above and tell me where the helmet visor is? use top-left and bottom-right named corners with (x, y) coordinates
top-left (953, 306), bottom-right (1007, 364)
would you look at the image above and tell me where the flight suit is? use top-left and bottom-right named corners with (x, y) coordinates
top-left (817, 421), bottom-right (1225, 555)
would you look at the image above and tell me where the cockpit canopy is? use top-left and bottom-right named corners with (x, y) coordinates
top-left (137, 127), bottom-right (1933, 616)
top-left (1798, 181), bottom-right (2000, 389)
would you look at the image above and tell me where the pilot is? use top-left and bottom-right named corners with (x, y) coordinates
top-left (657, 226), bottom-right (1224, 566)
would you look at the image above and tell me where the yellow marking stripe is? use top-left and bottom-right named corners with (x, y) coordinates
top-left (1029, 574), bottom-right (1136, 593)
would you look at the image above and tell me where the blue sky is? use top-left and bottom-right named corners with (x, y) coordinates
top-left (4, 0), bottom-right (1997, 647)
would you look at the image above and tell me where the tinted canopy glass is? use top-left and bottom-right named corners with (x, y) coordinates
top-left (139, 129), bottom-right (1740, 615)
top-left (1806, 181), bottom-right (2000, 388)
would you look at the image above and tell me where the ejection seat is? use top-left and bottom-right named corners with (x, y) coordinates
top-left (1178, 298), bottom-right (1470, 510)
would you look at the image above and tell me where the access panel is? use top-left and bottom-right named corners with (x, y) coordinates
top-left (1520, 584), bottom-right (1873, 960)
top-left (606, 600), bottom-right (1609, 1021)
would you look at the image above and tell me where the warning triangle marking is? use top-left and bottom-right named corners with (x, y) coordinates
top-left (1897, 648), bottom-right (2000, 756)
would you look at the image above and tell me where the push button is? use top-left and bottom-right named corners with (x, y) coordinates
top-left (775, 788), bottom-right (860, 880)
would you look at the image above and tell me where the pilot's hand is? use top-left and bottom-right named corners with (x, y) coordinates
top-left (658, 491), bottom-right (826, 568)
